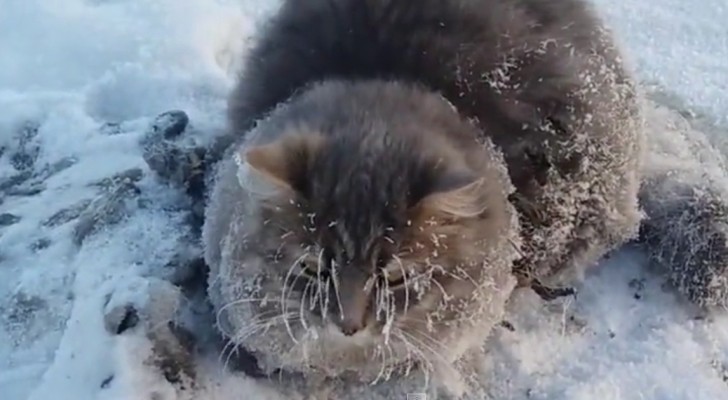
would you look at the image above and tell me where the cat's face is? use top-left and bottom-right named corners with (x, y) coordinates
top-left (227, 125), bottom-right (518, 381)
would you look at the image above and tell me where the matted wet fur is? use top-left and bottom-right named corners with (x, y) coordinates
top-left (203, 0), bottom-right (643, 397)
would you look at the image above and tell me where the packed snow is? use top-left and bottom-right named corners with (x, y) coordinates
top-left (1, 0), bottom-right (727, 399)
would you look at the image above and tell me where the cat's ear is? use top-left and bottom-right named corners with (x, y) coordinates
top-left (238, 133), bottom-right (323, 198)
top-left (417, 171), bottom-right (489, 218)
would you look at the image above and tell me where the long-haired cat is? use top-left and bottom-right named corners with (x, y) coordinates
top-left (203, 0), bottom-right (643, 396)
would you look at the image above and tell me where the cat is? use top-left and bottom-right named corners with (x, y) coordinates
top-left (201, 0), bottom-right (644, 396)
top-left (204, 79), bottom-right (522, 396)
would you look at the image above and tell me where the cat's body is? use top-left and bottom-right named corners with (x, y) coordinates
top-left (224, 0), bottom-right (643, 286)
top-left (203, 0), bottom-right (643, 396)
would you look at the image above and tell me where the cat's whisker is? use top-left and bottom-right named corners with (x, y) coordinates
top-left (224, 315), bottom-right (302, 372)
top-left (400, 329), bottom-right (459, 380)
top-left (330, 259), bottom-right (345, 320)
top-left (316, 248), bottom-right (328, 318)
top-left (371, 342), bottom-right (388, 385)
top-left (221, 338), bottom-right (243, 373)
top-left (218, 311), bottom-right (281, 364)
top-left (393, 330), bottom-right (433, 391)
top-left (400, 329), bottom-right (447, 363)
top-left (381, 273), bottom-right (395, 345)
top-left (299, 279), bottom-right (314, 330)
top-left (392, 255), bottom-right (410, 314)
top-left (216, 297), bottom-right (288, 338)
top-left (281, 252), bottom-right (308, 343)
top-left (384, 337), bottom-right (397, 381)
top-left (219, 312), bottom-right (298, 371)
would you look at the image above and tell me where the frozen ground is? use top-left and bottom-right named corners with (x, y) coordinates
top-left (0, 0), bottom-right (727, 399)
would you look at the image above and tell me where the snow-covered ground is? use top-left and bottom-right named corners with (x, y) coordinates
top-left (1, 0), bottom-right (727, 399)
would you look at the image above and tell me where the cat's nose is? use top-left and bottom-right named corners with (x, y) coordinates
top-left (337, 317), bottom-right (365, 336)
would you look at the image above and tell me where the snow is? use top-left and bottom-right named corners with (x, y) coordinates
top-left (0, 0), bottom-right (727, 399)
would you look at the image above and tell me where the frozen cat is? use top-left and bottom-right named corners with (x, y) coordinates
top-left (202, 0), bottom-right (643, 396)
top-left (204, 79), bottom-right (522, 395)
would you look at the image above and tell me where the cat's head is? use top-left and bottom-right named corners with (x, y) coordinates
top-left (223, 82), bottom-right (520, 383)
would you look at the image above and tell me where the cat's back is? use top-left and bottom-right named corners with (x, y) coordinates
top-left (228, 0), bottom-right (616, 136)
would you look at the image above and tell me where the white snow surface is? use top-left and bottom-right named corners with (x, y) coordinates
top-left (1, 0), bottom-right (727, 399)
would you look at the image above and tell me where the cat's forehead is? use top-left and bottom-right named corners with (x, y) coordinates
top-left (312, 202), bottom-right (400, 262)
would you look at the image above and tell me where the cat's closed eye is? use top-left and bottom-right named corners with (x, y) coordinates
top-left (380, 269), bottom-right (406, 288)
top-left (298, 259), bottom-right (329, 279)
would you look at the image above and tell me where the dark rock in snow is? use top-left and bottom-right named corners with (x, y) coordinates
top-left (99, 121), bottom-right (123, 136)
top-left (100, 375), bottom-right (114, 389)
top-left (43, 199), bottom-right (93, 227)
top-left (104, 304), bottom-right (140, 335)
top-left (35, 157), bottom-right (78, 181)
top-left (73, 180), bottom-right (140, 245)
top-left (9, 122), bottom-right (41, 171)
top-left (90, 168), bottom-right (144, 190)
top-left (0, 170), bottom-right (32, 192)
top-left (5, 183), bottom-right (45, 197)
top-left (30, 238), bottom-right (52, 252)
top-left (152, 110), bottom-right (189, 140)
top-left (6, 292), bottom-right (47, 324)
top-left (0, 213), bottom-right (21, 227)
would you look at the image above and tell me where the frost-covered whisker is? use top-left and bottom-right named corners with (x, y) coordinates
top-left (393, 329), bottom-right (433, 389)
top-left (429, 276), bottom-right (453, 302)
top-left (393, 255), bottom-right (410, 314)
top-left (299, 278), bottom-right (315, 331)
top-left (330, 259), bottom-right (345, 320)
top-left (282, 252), bottom-right (309, 342)
top-left (216, 297), bottom-right (287, 338)
top-left (219, 311), bottom-right (299, 371)
top-left (315, 248), bottom-right (328, 317)
top-left (381, 273), bottom-right (397, 345)
top-left (399, 329), bottom-right (458, 379)
top-left (371, 343), bottom-right (388, 385)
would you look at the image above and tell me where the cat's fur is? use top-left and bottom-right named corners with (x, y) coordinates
top-left (204, 80), bottom-right (522, 395)
top-left (203, 0), bottom-right (643, 396)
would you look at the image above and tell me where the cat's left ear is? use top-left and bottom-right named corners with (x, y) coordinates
top-left (237, 133), bottom-right (323, 199)
top-left (416, 171), bottom-right (489, 218)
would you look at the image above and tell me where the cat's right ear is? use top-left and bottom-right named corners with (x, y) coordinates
top-left (236, 133), bottom-right (323, 199)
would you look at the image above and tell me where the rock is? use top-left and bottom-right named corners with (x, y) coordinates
top-left (29, 238), bottom-right (52, 252)
top-left (104, 304), bottom-right (140, 335)
top-left (140, 110), bottom-right (208, 201)
top-left (100, 375), bottom-right (114, 389)
top-left (9, 122), bottom-right (41, 171)
top-left (35, 157), bottom-right (78, 181)
top-left (159, 256), bottom-right (205, 287)
top-left (73, 181), bottom-right (140, 245)
top-left (152, 110), bottom-right (189, 140)
top-left (99, 122), bottom-right (123, 136)
top-left (0, 213), bottom-right (21, 227)
top-left (104, 279), bottom-right (197, 386)
top-left (0, 170), bottom-right (32, 192)
top-left (5, 183), bottom-right (45, 197)
top-left (90, 168), bottom-right (144, 190)
top-left (6, 292), bottom-right (47, 324)
top-left (142, 140), bottom-right (206, 196)
top-left (43, 199), bottom-right (92, 227)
